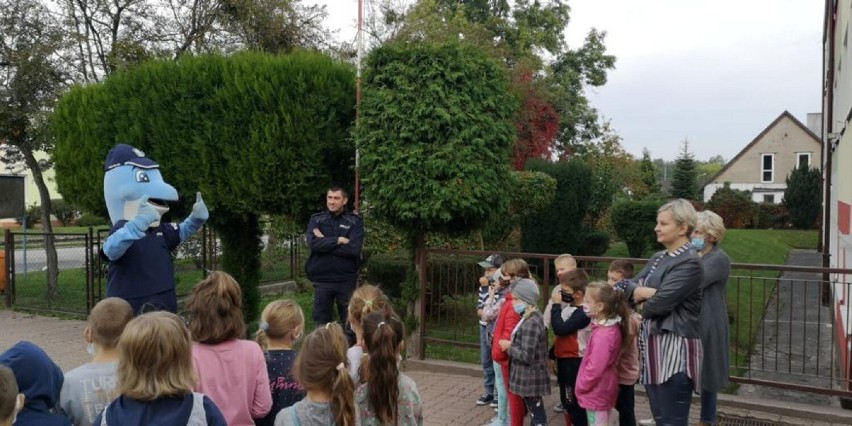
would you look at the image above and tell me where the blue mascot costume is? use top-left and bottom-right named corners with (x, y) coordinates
top-left (100, 144), bottom-right (209, 314)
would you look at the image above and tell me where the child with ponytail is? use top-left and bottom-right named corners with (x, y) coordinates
top-left (255, 300), bottom-right (306, 426)
top-left (274, 323), bottom-right (356, 426)
top-left (356, 312), bottom-right (423, 426)
top-left (346, 285), bottom-right (397, 383)
top-left (575, 282), bottom-right (632, 426)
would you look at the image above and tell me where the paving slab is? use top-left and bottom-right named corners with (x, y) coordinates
top-left (3, 309), bottom-right (851, 425)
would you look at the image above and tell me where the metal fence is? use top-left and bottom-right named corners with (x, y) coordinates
top-left (414, 248), bottom-right (852, 399)
top-left (2, 227), bottom-right (306, 317)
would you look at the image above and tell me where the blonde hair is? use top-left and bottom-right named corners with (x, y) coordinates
top-left (696, 210), bottom-right (726, 244)
top-left (658, 198), bottom-right (697, 235)
top-left (117, 312), bottom-right (196, 401)
top-left (554, 254), bottom-right (577, 269)
top-left (256, 299), bottom-right (304, 350)
top-left (294, 323), bottom-right (356, 426)
top-left (89, 297), bottom-right (134, 348)
top-left (500, 259), bottom-right (530, 279)
top-left (186, 271), bottom-right (246, 344)
top-left (348, 285), bottom-right (396, 329)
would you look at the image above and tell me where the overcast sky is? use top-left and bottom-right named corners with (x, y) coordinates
top-left (307, 0), bottom-right (824, 162)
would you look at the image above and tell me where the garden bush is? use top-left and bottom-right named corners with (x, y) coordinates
top-left (18, 204), bottom-right (41, 228)
top-left (754, 203), bottom-right (790, 229)
top-left (51, 199), bottom-right (80, 226)
top-left (611, 200), bottom-right (663, 257)
top-left (521, 159), bottom-right (592, 255)
top-left (76, 213), bottom-right (110, 228)
top-left (706, 183), bottom-right (757, 229)
top-left (579, 230), bottom-right (610, 256)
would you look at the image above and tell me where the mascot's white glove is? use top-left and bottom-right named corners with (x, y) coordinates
top-left (131, 195), bottom-right (161, 231)
top-left (190, 192), bottom-right (209, 222)
top-left (179, 192), bottom-right (208, 242)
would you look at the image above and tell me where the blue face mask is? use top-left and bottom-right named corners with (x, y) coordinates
top-left (691, 237), bottom-right (706, 251)
top-left (513, 302), bottom-right (526, 315)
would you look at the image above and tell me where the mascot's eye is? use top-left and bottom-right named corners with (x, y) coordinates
top-left (135, 171), bottom-right (150, 183)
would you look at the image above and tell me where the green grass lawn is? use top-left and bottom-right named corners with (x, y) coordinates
top-left (7, 250), bottom-right (298, 317)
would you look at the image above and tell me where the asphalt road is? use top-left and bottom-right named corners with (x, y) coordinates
top-left (10, 245), bottom-right (91, 273)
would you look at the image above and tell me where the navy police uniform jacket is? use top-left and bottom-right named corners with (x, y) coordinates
top-left (104, 220), bottom-right (181, 299)
top-left (305, 210), bottom-right (364, 284)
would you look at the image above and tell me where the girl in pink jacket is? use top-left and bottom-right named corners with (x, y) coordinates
top-left (576, 282), bottom-right (631, 426)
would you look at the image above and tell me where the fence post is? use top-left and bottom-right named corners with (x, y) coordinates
top-left (543, 257), bottom-right (551, 309)
top-left (201, 224), bottom-right (208, 278)
top-left (3, 229), bottom-right (12, 308)
top-left (86, 227), bottom-right (94, 314)
top-left (417, 248), bottom-right (427, 360)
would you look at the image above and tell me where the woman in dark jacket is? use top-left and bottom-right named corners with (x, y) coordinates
top-left (627, 199), bottom-right (703, 426)
top-left (692, 210), bottom-right (731, 426)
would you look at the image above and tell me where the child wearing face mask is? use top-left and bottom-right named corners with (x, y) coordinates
top-left (490, 259), bottom-right (532, 426)
top-left (255, 300), bottom-right (307, 426)
top-left (0, 366), bottom-right (25, 426)
top-left (549, 269), bottom-right (591, 426)
top-left (60, 298), bottom-right (134, 426)
top-left (498, 278), bottom-right (550, 426)
top-left (576, 282), bottom-right (632, 426)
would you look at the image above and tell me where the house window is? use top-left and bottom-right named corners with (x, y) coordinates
top-left (797, 152), bottom-right (811, 169)
top-left (763, 194), bottom-right (775, 204)
top-left (761, 153), bottom-right (774, 183)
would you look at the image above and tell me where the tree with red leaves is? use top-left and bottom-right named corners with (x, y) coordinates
top-left (511, 69), bottom-right (560, 170)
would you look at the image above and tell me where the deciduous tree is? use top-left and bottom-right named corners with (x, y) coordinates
top-left (393, 0), bottom-right (615, 156)
top-left (0, 0), bottom-right (67, 298)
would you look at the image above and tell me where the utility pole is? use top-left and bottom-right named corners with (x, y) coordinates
top-left (354, 0), bottom-right (364, 212)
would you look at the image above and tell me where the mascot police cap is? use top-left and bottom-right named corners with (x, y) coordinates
top-left (105, 144), bottom-right (159, 171)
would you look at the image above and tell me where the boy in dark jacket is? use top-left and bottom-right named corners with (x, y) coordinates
top-left (550, 270), bottom-right (592, 426)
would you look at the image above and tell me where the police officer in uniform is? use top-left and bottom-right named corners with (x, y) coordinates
top-left (305, 186), bottom-right (364, 333)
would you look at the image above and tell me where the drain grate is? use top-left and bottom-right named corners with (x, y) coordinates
top-left (718, 414), bottom-right (800, 426)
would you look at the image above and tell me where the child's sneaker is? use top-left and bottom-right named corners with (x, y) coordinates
top-left (482, 416), bottom-right (505, 426)
top-left (475, 394), bottom-right (495, 406)
top-left (489, 399), bottom-right (498, 408)
top-left (553, 402), bottom-right (564, 413)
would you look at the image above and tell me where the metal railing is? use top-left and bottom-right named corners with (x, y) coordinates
top-left (414, 248), bottom-right (852, 398)
top-left (2, 227), bottom-right (306, 317)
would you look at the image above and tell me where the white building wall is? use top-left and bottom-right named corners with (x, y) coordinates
top-left (703, 183), bottom-right (786, 204)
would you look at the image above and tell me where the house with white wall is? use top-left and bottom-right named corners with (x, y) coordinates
top-left (703, 111), bottom-right (822, 203)
top-left (0, 148), bottom-right (61, 223)
top-left (823, 0), bottom-right (852, 400)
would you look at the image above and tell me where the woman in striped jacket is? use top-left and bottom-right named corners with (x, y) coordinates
top-left (624, 199), bottom-right (704, 426)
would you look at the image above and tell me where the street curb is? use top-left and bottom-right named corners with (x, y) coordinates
top-left (403, 358), bottom-right (852, 423)
top-left (403, 358), bottom-right (484, 378)
top-left (714, 392), bottom-right (852, 424)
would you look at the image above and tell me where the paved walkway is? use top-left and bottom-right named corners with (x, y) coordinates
top-left (737, 250), bottom-right (841, 407)
top-left (1, 309), bottom-right (851, 425)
